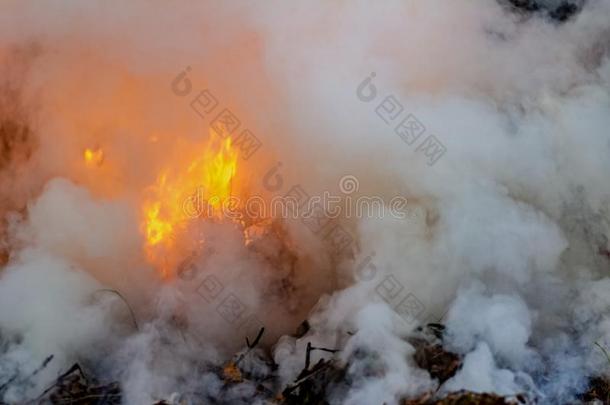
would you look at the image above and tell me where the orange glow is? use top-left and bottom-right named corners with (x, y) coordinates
top-left (84, 147), bottom-right (104, 167)
top-left (142, 128), bottom-right (239, 278)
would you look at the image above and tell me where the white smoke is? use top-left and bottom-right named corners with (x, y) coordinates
top-left (0, 0), bottom-right (609, 404)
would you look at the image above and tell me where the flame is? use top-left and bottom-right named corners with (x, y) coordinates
top-left (84, 147), bottom-right (104, 167)
top-left (142, 129), bottom-right (238, 278)
top-left (192, 133), bottom-right (237, 210)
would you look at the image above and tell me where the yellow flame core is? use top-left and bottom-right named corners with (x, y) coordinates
top-left (142, 129), bottom-right (238, 278)
top-left (84, 147), bottom-right (104, 167)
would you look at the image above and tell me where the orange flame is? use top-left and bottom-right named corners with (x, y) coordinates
top-left (84, 147), bottom-right (104, 167)
top-left (142, 129), bottom-right (238, 278)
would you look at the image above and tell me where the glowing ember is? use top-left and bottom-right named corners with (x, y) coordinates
top-left (142, 129), bottom-right (239, 278)
top-left (83, 147), bottom-right (104, 167)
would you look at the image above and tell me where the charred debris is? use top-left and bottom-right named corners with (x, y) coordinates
top-left (5, 322), bottom-right (608, 404)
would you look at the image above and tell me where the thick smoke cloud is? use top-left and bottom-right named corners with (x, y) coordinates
top-left (0, 0), bottom-right (609, 403)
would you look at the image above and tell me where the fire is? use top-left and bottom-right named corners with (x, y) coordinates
top-left (199, 135), bottom-right (238, 210)
top-left (142, 129), bottom-right (239, 278)
top-left (83, 147), bottom-right (104, 167)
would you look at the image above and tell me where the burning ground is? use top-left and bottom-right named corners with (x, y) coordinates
top-left (1, 0), bottom-right (610, 404)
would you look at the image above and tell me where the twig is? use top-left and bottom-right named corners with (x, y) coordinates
top-left (0, 355), bottom-right (54, 394)
top-left (0, 374), bottom-right (17, 394)
top-left (56, 393), bottom-right (121, 404)
top-left (311, 346), bottom-right (340, 354)
top-left (94, 289), bottom-right (139, 331)
top-left (37, 363), bottom-right (87, 400)
top-left (304, 342), bottom-right (339, 372)
top-left (29, 355), bottom-right (54, 380)
top-left (235, 327), bottom-right (266, 366)
top-left (284, 359), bottom-right (331, 395)
top-left (304, 342), bottom-right (313, 371)
top-left (246, 327), bottom-right (265, 349)
top-left (595, 341), bottom-right (610, 366)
